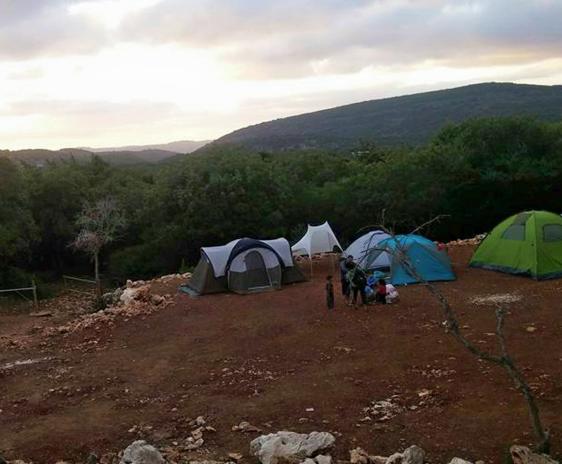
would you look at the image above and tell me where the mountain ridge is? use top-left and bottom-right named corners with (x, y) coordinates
top-left (80, 139), bottom-right (209, 154)
top-left (209, 82), bottom-right (562, 151)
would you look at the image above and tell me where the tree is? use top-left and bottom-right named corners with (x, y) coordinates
top-left (71, 198), bottom-right (126, 297)
top-left (0, 158), bottom-right (37, 286)
top-left (371, 219), bottom-right (551, 454)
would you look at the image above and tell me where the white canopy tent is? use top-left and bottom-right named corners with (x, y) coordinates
top-left (291, 222), bottom-right (343, 278)
top-left (345, 230), bottom-right (391, 269)
top-left (291, 221), bottom-right (343, 256)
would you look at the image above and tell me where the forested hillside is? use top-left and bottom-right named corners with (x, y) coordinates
top-left (211, 83), bottom-right (562, 151)
top-left (0, 147), bottom-right (180, 166)
top-left (1, 116), bottom-right (561, 288)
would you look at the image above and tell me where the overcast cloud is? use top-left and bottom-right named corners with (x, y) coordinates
top-left (0, 0), bottom-right (561, 149)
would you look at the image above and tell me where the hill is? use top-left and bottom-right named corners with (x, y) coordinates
top-left (82, 139), bottom-right (209, 154)
top-left (211, 82), bottom-right (562, 151)
top-left (0, 148), bottom-right (180, 166)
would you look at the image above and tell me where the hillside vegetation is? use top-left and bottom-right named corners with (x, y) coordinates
top-left (2, 116), bottom-right (561, 289)
top-left (211, 82), bottom-right (562, 151)
top-left (0, 147), bottom-right (180, 166)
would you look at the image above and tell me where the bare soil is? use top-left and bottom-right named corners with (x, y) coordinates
top-left (2, 246), bottom-right (562, 463)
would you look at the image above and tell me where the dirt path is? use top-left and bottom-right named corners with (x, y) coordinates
top-left (1, 246), bottom-right (562, 463)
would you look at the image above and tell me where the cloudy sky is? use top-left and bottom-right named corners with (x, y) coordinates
top-left (1, 0), bottom-right (561, 149)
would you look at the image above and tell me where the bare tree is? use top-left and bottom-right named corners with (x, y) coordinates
top-left (367, 220), bottom-right (550, 453)
top-left (71, 198), bottom-right (126, 298)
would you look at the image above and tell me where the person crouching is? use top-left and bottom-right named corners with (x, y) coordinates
top-left (375, 278), bottom-right (387, 304)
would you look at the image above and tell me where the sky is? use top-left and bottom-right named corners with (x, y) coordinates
top-left (1, 0), bottom-right (562, 150)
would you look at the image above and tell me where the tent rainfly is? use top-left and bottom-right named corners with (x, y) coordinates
top-left (184, 238), bottom-right (306, 295)
top-left (291, 221), bottom-right (343, 256)
top-left (470, 211), bottom-right (562, 280)
top-left (345, 230), bottom-right (391, 270)
top-left (365, 234), bottom-right (456, 285)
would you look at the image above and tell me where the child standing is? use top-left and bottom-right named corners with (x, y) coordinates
top-left (326, 275), bottom-right (335, 310)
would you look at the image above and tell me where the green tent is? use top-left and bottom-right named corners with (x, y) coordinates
top-left (470, 211), bottom-right (562, 280)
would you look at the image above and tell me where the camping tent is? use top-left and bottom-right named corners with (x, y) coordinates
top-left (345, 230), bottom-right (391, 270)
top-left (185, 238), bottom-right (306, 295)
top-left (470, 211), bottom-right (562, 280)
top-left (365, 234), bottom-right (456, 285)
top-left (291, 222), bottom-right (343, 256)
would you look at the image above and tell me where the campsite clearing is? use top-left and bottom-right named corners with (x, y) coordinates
top-left (1, 246), bottom-right (562, 463)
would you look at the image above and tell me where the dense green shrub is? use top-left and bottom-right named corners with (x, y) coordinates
top-left (1, 116), bottom-right (561, 285)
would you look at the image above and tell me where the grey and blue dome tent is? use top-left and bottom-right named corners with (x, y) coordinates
top-left (184, 238), bottom-right (306, 295)
top-left (363, 234), bottom-right (455, 285)
top-left (345, 230), bottom-right (391, 270)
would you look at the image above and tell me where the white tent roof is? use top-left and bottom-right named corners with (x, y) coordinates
top-left (291, 221), bottom-right (343, 256)
top-left (202, 237), bottom-right (295, 277)
top-left (345, 230), bottom-right (391, 269)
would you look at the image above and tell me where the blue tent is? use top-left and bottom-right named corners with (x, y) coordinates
top-left (364, 234), bottom-right (455, 285)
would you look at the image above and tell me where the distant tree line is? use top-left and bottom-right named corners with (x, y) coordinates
top-left (1, 116), bottom-right (561, 288)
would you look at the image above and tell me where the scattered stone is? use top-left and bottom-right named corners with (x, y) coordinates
top-left (228, 453), bottom-right (243, 461)
top-left (195, 415), bottom-right (206, 426)
top-left (526, 326), bottom-right (537, 333)
top-left (510, 445), bottom-right (559, 464)
top-left (185, 438), bottom-right (204, 450)
top-left (29, 310), bottom-right (52, 317)
top-left (120, 440), bottom-right (166, 464)
top-left (250, 431), bottom-right (335, 464)
top-left (470, 293), bottom-right (522, 306)
top-left (188, 461), bottom-right (228, 464)
top-left (448, 459), bottom-right (473, 464)
top-left (232, 421), bottom-right (262, 433)
top-left (402, 445), bottom-right (425, 464)
top-left (349, 448), bottom-right (369, 464)
top-left (386, 454), bottom-right (403, 464)
top-left (383, 446), bottom-right (425, 464)
top-left (447, 235), bottom-right (485, 247)
top-left (363, 396), bottom-right (404, 422)
top-left (315, 455), bottom-right (332, 464)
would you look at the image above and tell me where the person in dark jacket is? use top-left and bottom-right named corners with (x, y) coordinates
top-left (346, 262), bottom-right (367, 307)
top-left (340, 255), bottom-right (354, 303)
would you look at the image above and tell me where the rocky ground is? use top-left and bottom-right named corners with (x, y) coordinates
top-left (1, 246), bottom-right (562, 463)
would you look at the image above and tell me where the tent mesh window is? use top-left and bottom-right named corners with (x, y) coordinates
top-left (543, 224), bottom-right (562, 242)
top-left (501, 213), bottom-right (531, 241)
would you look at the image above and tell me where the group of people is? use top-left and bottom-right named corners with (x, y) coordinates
top-left (325, 255), bottom-right (399, 309)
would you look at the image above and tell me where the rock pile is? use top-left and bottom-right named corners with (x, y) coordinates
top-left (250, 431), bottom-right (335, 464)
top-left (510, 445), bottom-right (559, 464)
top-left (350, 445), bottom-right (425, 464)
top-left (3, 434), bottom-right (559, 464)
top-left (361, 396), bottom-right (404, 422)
top-left (470, 293), bottom-right (522, 306)
top-left (41, 273), bottom-right (191, 337)
top-left (446, 234), bottom-right (486, 247)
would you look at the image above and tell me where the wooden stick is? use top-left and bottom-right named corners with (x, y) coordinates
top-left (31, 278), bottom-right (38, 311)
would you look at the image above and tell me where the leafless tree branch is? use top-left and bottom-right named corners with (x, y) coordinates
top-left (369, 215), bottom-right (550, 453)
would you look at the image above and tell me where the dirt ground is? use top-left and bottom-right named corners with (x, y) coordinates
top-left (1, 246), bottom-right (562, 463)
